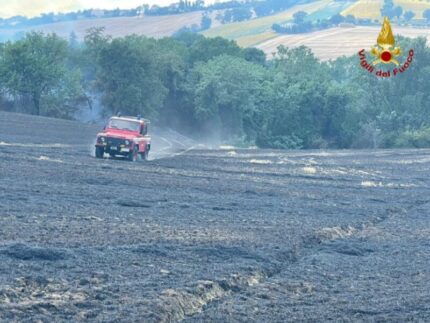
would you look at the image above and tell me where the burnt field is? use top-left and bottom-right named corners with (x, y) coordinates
top-left (0, 111), bottom-right (430, 322)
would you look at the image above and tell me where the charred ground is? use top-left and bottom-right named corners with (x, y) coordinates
top-left (0, 111), bottom-right (429, 322)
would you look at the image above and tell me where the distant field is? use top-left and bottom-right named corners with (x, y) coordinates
top-left (13, 0), bottom-right (429, 46)
top-left (1, 10), bottom-right (223, 40)
top-left (256, 25), bottom-right (430, 60)
top-left (342, 0), bottom-right (430, 20)
top-left (203, 0), bottom-right (335, 46)
top-left (341, 0), bottom-right (384, 20)
top-left (204, 0), bottom-right (430, 48)
top-left (2, 0), bottom-right (430, 61)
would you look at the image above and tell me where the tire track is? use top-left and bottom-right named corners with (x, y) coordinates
top-left (153, 202), bottom-right (411, 322)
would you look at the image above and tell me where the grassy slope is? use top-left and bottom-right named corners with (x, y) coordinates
top-left (3, 0), bottom-right (430, 61)
top-left (202, 0), bottom-right (430, 60)
top-left (342, 0), bottom-right (430, 20)
top-left (2, 10), bottom-right (223, 41)
top-left (256, 25), bottom-right (430, 61)
top-left (203, 0), bottom-right (335, 46)
top-left (24, 0), bottom-right (428, 44)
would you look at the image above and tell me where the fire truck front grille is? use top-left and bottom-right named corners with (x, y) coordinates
top-left (106, 137), bottom-right (125, 146)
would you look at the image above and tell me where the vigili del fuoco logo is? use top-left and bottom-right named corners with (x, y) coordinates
top-left (358, 17), bottom-right (414, 78)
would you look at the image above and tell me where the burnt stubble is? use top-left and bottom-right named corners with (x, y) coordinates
top-left (1, 112), bottom-right (429, 322)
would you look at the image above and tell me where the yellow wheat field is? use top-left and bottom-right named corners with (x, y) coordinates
top-left (256, 25), bottom-right (430, 61)
top-left (342, 0), bottom-right (430, 20)
top-left (203, 0), bottom-right (332, 40)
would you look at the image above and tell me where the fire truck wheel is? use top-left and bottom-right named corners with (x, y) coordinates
top-left (128, 146), bottom-right (138, 162)
top-left (95, 147), bottom-right (104, 158)
top-left (142, 150), bottom-right (149, 161)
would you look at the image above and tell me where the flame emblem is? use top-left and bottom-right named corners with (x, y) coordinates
top-left (370, 17), bottom-right (402, 65)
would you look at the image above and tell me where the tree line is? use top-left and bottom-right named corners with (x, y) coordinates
top-left (272, 6), bottom-right (430, 36)
top-left (1, 30), bottom-right (430, 149)
top-left (0, 0), bottom-right (312, 31)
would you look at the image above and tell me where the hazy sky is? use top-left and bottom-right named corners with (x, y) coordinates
top-left (0, 0), bottom-right (220, 18)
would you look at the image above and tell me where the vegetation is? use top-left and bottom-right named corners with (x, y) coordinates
top-left (272, 11), bottom-right (348, 34)
top-left (219, 7), bottom-right (253, 23)
top-left (216, 0), bottom-right (315, 24)
top-left (0, 32), bottom-right (85, 117)
top-left (271, 1), bottom-right (428, 36)
top-left (1, 30), bottom-right (430, 149)
top-left (343, 0), bottom-right (430, 22)
top-left (205, 1), bottom-right (369, 47)
top-left (424, 8), bottom-right (430, 22)
top-left (0, 0), bottom-right (312, 31)
top-left (381, 0), bottom-right (403, 20)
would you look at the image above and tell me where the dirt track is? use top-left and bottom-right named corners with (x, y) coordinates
top-left (1, 111), bottom-right (430, 322)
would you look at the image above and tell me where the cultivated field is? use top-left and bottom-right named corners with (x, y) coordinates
top-left (1, 111), bottom-right (430, 321)
top-left (342, 0), bottom-right (430, 20)
top-left (202, 0), bottom-right (430, 54)
top-left (203, 0), bottom-right (338, 46)
top-left (6, 10), bottom-right (223, 40)
top-left (256, 25), bottom-right (430, 60)
top-left (3, 0), bottom-right (430, 61)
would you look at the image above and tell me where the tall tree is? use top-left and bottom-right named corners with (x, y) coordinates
top-left (424, 9), bottom-right (430, 22)
top-left (188, 55), bottom-right (266, 141)
top-left (381, 0), bottom-right (394, 18)
top-left (404, 11), bottom-right (415, 22)
top-left (293, 11), bottom-right (308, 24)
top-left (189, 36), bottom-right (242, 64)
top-left (95, 36), bottom-right (167, 119)
top-left (0, 32), bottom-right (73, 115)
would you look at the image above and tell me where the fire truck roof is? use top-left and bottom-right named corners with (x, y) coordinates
top-left (111, 116), bottom-right (150, 124)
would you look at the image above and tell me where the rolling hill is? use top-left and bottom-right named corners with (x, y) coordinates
top-left (255, 25), bottom-right (430, 61)
top-left (203, 0), bottom-right (430, 49)
top-left (0, 10), bottom-right (223, 41)
top-left (201, 0), bottom-right (430, 60)
top-left (203, 0), bottom-right (342, 46)
top-left (2, 0), bottom-right (430, 61)
top-left (342, 0), bottom-right (430, 20)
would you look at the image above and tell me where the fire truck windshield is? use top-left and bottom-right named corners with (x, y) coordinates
top-left (108, 119), bottom-right (140, 132)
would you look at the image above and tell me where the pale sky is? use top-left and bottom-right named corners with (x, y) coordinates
top-left (0, 0), bottom-right (221, 18)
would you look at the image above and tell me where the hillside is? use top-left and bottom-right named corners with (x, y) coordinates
top-left (256, 25), bottom-right (430, 61)
top-left (203, 0), bottom-right (430, 50)
top-left (203, 0), bottom-right (352, 47)
top-left (0, 10), bottom-right (223, 41)
top-left (202, 0), bottom-right (430, 60)
top-left (2, 0), bottom-right (430, 61)
top-left (342, 0), bottom-right (430, 20)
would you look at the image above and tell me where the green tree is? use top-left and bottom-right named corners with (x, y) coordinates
top-left (293, 11), bottom-right (308, 24)
top-left (0, 32), bottom-right (79, 116)
top-left (344, 14), bottom-right (356, 24)
top-left (154, 37), bottom-right (190, 128)
top-left (188, 55), bottom-right (266, 141)
top-left (174, 31), bottom-right (204, 47)
top-left (189, 36), bottom-right (242, 64)
top-left (403, 10), bottom-right (415, 22)
top-left (381, 0), bottom-right (395, 18)
top-left (394, 6), bottom-right (403, 19)
top-left (40, 69), bottom-right (86, 118)
top-left (201, 14), bottom-right (212, 30)
top-left (423, 9), bottom-right (430, 22)
top-left (69, 31), bottom-right (79, 48)
top-left (330, 13), bottom-right (345, 25)
top-left (242, 47), bottom-right (266, 65)
top-left (95, 35), bottom-right (167, 119)
top-left (259, 46), bottom-right (357, 149)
